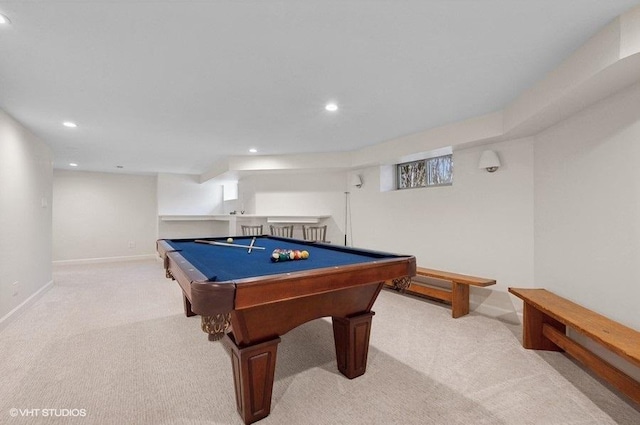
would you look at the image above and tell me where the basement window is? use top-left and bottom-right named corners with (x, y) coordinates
top-left (397, 154), bottom-right (453, 189)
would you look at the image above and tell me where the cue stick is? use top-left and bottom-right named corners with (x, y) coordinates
top-left (195, 239), bottom-right (265, 250)
top-left (247, 237), bottom-right (256, 254)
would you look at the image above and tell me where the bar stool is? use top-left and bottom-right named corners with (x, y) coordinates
top-left (302, 225), bottom-right (327, 242)
top-left (241, 225), bottom-right (263, 236)
top-left (270, 225), bottom-right (294, 238)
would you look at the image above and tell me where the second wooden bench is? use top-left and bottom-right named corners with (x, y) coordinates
top-left (386, 267), bottom-right (496, 318)
top-left (509, 287), bottom-right (640, 405)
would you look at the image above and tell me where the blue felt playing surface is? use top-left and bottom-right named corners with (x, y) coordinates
top-left (164, 236), bottom-right (394, 282)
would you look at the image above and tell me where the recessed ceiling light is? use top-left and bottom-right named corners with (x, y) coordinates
top-left (0, 14), bottom-right (10, 25)
top-left (63, 121), bottom-right (78, 128)
top-left (325, 103), bottom-right (338, 112)
top-left (249, 148), bottom-right (258, 153)
top-left (69, 163), bottom-right (78, 167)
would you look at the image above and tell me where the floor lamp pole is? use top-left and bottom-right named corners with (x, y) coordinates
top-left (344, 191), bottom-right (350, 246)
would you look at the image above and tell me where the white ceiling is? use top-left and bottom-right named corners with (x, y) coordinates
top-left (1, 0), bottom-right (639, 175)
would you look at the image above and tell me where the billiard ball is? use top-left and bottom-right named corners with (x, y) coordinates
top-left (227, 238), bottom-right (233, 243)
top-left (301, 250), bottom-right (309, 259)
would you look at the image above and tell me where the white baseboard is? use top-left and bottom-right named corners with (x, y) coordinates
top-left (0, 279), bottom-right (54, 331)
top-left (52, 254), bottom-right (157, 266)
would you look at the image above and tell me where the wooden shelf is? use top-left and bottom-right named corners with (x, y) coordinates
top-left (159, 214), bottom-right (330, 223)
top-left (160, 215), bottom-right (223, 221)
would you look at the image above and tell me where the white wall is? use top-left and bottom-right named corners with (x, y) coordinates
top-left (0, 109), bottom-right (53, 322)
top-left (534, 81), bottom-right (640, 330)
top-left (52, 170), bottom-right (157, 262)
top-left (157, 173), bottom-right (223, 215)
top-left (239, 171), bottom-right (348, 242)
top-left (156, 173), bottom-right (227, 238)
top-left (349, 139), bottom-right (535, 319)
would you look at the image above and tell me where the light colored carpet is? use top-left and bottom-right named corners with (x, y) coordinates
top-left (1, 259), bottom-right (638, 424)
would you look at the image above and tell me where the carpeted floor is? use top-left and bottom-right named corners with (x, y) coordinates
top-left (1, 259), bottom-right (638, 424)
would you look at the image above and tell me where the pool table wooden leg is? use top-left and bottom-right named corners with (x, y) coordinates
top-left (332, 311), bottom-right (375, 379)
top-left (183, 294), bottom-right (195, 317)
top-left (224, 334), bottom-right (281, 425)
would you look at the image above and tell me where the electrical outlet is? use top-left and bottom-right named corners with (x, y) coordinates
top-left (128, 241), bottom-right (136, 249)
top-left (12, 281), bottom-right (19, 297)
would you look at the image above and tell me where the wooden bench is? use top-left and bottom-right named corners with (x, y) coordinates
top-left (509, 287), bottom-right (640, 405)
top-left (386, 267), bottom-right (496, 318)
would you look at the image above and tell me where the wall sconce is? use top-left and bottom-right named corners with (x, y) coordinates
top-left (478, 150), bottom-right (501, 173)
top-left (351, 174), bottom-right (363, 188)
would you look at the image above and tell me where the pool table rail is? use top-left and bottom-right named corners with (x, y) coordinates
top-left (232, 256), bottom-right (415, 309)
top-left (157, 238), bottom-right (416, 319)
top-left (158, 240), bottom-right (236, 317)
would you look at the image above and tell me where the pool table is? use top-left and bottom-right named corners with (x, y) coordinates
top-left (157, 236), bottom-right (415, 424)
